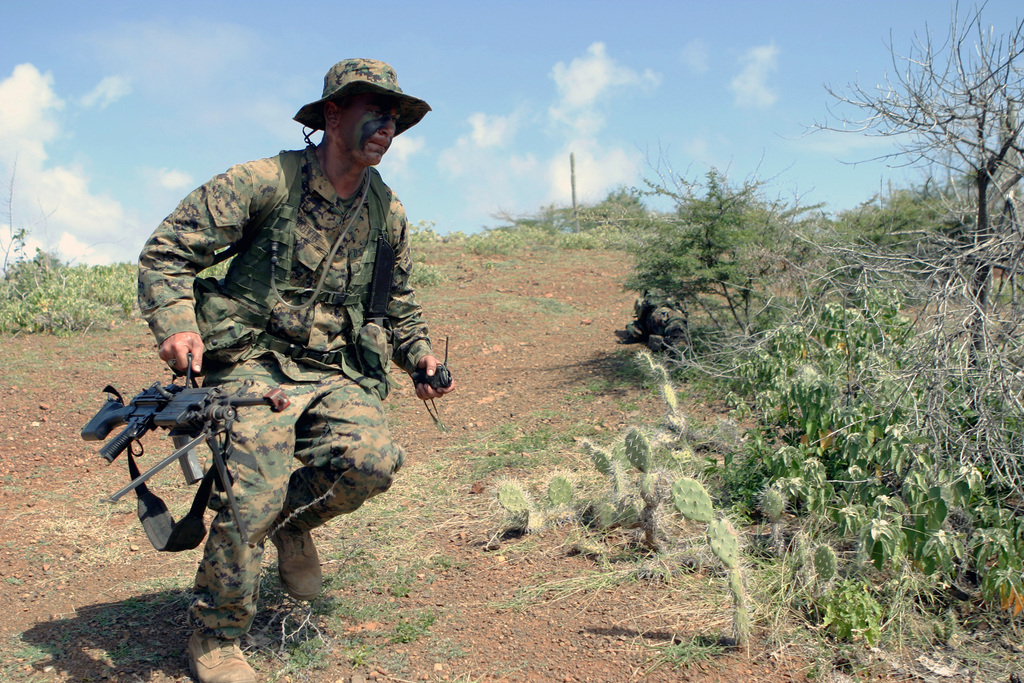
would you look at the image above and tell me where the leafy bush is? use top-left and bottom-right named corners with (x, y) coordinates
top-left (729, 289), bottom-right (1023, 614)
top-left (0, 253), bottom-right (137, 333)
top-left (625, 169), bottom-right (819, 340)
top-left (814, 579), bottom-right (885, 644)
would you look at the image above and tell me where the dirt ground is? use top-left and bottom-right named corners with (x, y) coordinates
top-left (0, 245), bottom-right (963, 682)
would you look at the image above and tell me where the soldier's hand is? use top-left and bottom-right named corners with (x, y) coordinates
top-left (414, 354), bottom-right (455, 401)
top-left (158, 332), bottom-right (204, 374)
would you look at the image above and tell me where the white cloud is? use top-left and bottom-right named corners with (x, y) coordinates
top-left (156, 168), bottom-right (194, 191)
top-left (437, 107), bottom-right (528, 176)
top-left (545, 142), bottom-right (642, 206)
top-left (468, 112), bottom-right (519, 149)
top-left (437, 123), bottom-right (541, 226)
top-left (549, 42), bottom-right (660, 134)
top-left (79, 75), bottom-right (132, 109)
top-left (384, 134), bottom-right (426, 176)
top-left (0, 63), bottom-right (63, 165)
top-left (434, 44), bottom-right (659, 229)
top-left (730, 43), bottom-right (780, 109)
top-left (0, 64), bottom-right (134, 266)
top-left (680, 40), bottom-right (710, 74)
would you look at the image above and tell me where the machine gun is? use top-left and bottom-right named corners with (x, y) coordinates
top-left (81, 369), bottom-right (289, 552)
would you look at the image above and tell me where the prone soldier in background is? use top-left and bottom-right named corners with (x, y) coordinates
top-left (137, 59), bottom-right (455, 683)
top-left (624, 288), bottom-right (689, 352)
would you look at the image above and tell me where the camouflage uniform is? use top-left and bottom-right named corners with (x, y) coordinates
top-left (138, 143), bottom-right (431, 638)
top-left (624, 289), bottom-right (689, 352)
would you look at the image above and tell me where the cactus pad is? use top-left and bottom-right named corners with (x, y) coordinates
top-left (640, 472), bottom-right (659, 500)
top-left (671, 477), bottom-right (714, 523)
top-left (728, 568), bottom-right (744, 599)
top-left (497, 481), bottom-right (530, 514)
top-left (760, 487), bottom-right (786, 522)
top-left (584, 441), bottom-right (614, 476)
top-left (624, 428), bottom-right (652, 473)
top-left (547, 475), bottom-right (574, 507)
top-left (813, 544), bottom-right (838, 582)
top-left (660, 382), bottom-right (678, 414)
top-left (594, 499), bottom-right (642, 529)
top-left (707, 518), bottom-right (740, 569)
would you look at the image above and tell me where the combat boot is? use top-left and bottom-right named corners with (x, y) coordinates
top-left (270, 525), bottom-right (322, 600)
top-left (187, 631), bottom-right (255, 683)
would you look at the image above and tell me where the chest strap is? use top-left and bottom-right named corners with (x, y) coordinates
top-left (255, 332), bottom-right (347, 366)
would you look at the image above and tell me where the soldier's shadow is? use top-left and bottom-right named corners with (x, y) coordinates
top-left (18, 589), bottom-right (192, 681)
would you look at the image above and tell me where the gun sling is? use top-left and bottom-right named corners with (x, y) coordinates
top-left (128, 450), bottom-right (216, 552)
top-left (126, 435), bottom-right (251, 552)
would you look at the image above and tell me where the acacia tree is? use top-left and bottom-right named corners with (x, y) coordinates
top-left (626, 168), bottom-right (817, 341)
top-left (819, 5), bottom-right (1024, 495)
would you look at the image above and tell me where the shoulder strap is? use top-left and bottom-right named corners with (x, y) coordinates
top-left (130, 450), bottom-right (215, 552)
top-left (210, 150), bottom-right (303, 267)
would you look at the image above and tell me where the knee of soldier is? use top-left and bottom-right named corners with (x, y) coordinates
top-left (338, 440), bottom-right (404, 497)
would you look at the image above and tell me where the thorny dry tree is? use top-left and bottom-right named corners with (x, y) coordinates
top-left (817, 4), bottom-right (1024, 499)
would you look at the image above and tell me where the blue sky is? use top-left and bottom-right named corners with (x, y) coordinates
top-left (2, 1), bottom-right (1021, 265)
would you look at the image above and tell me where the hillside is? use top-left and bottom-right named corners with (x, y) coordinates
top-left (0, 244), bottom-right (914, 682)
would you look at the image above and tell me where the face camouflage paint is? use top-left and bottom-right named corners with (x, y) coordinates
top-left (354, 102), bottom-right (399, 153)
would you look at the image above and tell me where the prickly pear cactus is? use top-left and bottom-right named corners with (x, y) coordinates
top-left (640, 472), bottom-right (660, 503)
top-left (497, 480), bottom-right (529, 513)
top-left (525, 509), bottom-right (548, 535)
top-left (760, 487), bottom-right (786, 523)
top-left (728, 568), bottom-right (750, 647)
top-left (660, 381), bottom-right (678, 415)
top-left (496, 479), bottom-right (532, 530)
top-left (547, 475), bottom-right (574, 507)
top-left (609, 460), bottom-right (631, 500)
top-left (583, 440), bottom-right (614, 476)
top-left (728, 569), bottom-right (745, 606)
top-left (813, 544), bottom-right (838, 583)
top-left (595, 498), bottom-right (642, 530)
top-left (674, 444), bottom-right (695, 462)
top-left (794, 532), bottom-right (812, 567)
top-left (707, 518), bottom-right (740, 569)
top-left (671, 477), bottom-right (714, 523)
top-left (624, 428), bottom-right (652, 473)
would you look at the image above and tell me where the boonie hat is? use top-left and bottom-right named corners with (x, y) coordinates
top-left (293, 58), bottom-right (431, 135)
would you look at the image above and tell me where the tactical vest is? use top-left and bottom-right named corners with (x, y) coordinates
top-left (194, 150), bottom-right (395, 398)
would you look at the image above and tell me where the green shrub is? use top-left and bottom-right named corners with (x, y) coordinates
top-left (0, 256), bottom-right (137, 333)
top-left (815, 579), bottom-right (885, 644)
top-left (626, 169), bottom-right (820, 339)
top-left (410, 264), bottom-right (445, 287)
top-left (729, 289), bottom-right (1023, 613)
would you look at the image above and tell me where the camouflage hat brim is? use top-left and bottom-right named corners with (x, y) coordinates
top-left (293, 85), bottom-right (431, 135)
top-left (293, 59), bottom-right (431, 136)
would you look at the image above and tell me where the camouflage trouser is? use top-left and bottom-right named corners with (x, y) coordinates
top-left (190, 358), bottom-right (404, 638)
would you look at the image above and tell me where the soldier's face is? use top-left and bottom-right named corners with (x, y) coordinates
top-left (327, 94), bottom-right (399, 167)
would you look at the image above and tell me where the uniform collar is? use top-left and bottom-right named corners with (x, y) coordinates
top-left (304, 146), bottom-right (339, 203)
